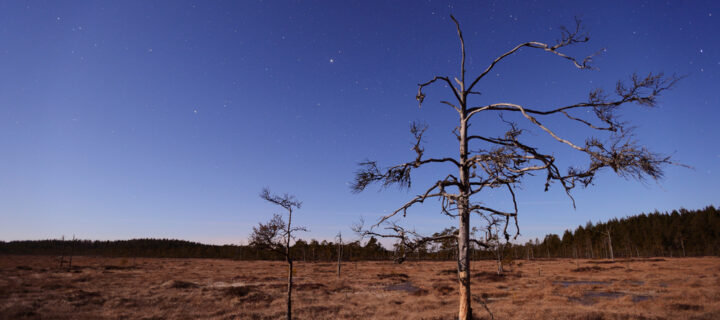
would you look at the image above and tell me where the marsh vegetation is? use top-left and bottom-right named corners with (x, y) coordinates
top-left (2, 255), bottom-right (718, 319)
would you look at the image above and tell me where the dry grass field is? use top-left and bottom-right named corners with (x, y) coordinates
top-left (1, 255), bottom-right (719, 319)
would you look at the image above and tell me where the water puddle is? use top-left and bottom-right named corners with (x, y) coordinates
top-left (568, 291), bottom-right (653, 305)
top-left (210, 281), bottom-right (246, 288)
top-left (385, 282), bottom-right (421, 293)
top-left (584, 291), bottom-right (624, 299)
top-left (554, 280), bottom-right (612, 287)
top-left (632, 295), bottom-right (652, 302)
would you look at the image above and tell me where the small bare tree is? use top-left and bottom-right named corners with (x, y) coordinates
top-left (58, 235), bottom-right (66, 269)
top-left (336, 232), bottom-right (343, 278)
top-left (484, 218), bottom-right (506, 275)
top-left (68, 234), bottom-right (75, 271)
top-left (251, 188), bottom-right (306, 320)
top-left (352, 15), bottom-right (680, 320)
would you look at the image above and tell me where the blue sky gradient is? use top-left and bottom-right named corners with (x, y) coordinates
top-left (1, 1), bottom-right (718, 245)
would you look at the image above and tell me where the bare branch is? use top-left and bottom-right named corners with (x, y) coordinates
top-left (450, 15), bottom-right (466, 91)
top-left (260, 188), bottom-right (302, 211)
top-left (417, 76), bottom-right (462, 108)
top-left (351, 123), bottom-right (461, 193)
top-left (468, 73), bottom-right (683, 132)
top-left (374, 175), bottom-right (461, 227)
top-left (354, 221), bottom-right (474, 263)
top-left (465, 18), bottom-right (594, 94)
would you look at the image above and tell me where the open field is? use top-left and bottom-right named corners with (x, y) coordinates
top-left (1, 256), bottom-right (719, 319)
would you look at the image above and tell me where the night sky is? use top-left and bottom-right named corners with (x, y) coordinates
top-left (1, 1), bottom-right (718, 245)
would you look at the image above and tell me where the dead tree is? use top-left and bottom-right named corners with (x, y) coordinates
top-left (68, 235), bottom-right (75, 270)
top-left (482, 216), bottom-right (505, 275)
top-left (351, 15), bottom-right (679, 320)
top-left (59, 235), bottom-right (66, 269)
top-left (251, 188), bottom-right (306, 320)
top-left (605, 228), bottom-right (614, 261)
top-left (679, 236), bottom-right (686, 257)
top-left (336, 232), bottom-right (343, 278)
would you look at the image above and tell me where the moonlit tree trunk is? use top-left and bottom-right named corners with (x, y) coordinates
top-left (457, 108), bottom-right (473, 318)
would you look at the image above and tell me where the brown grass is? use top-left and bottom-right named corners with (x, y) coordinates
top-left (0, 255), bottom-right (718, 319)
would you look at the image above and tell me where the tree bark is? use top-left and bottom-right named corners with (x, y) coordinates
top-left (457, 211), bottom-right (472, 320)
top-left (287, 260), bottom-right (293, 320)
top-left (457, 100), bottom-right (472, 320)
top-left (337, 239), bottom-right (342, 278)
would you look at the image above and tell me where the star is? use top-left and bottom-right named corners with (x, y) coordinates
top-left (329, 58), bottom-right (335, 64)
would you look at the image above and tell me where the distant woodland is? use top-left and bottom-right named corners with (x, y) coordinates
top-left (524, 205), bottom-right (720, 259)
top-left (2, 205), bottom-right (718, 261)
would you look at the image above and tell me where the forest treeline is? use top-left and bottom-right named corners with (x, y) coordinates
top-left (0, 237), bottom-right (393, 261)
top-left (523, 205), bottom-right (720, 259)
top-left (1, 205), bottom-right (717, 261)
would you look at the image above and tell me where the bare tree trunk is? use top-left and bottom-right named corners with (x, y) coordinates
top-left (285, 262), bottom-right (293, 320)
top-left (680, 238), bottom-right (686, 257)
top-left (606, 229), bottom-right (614, 261)
top-left (68, 235), bottom-right (75, 270)
top-left (336, 233), bottom-right (343, 278)
top-left (572, 245), bottom-right (577, 259)
top-left (456, 89), bottom-right (473, 320)
top-left (59, 235), bottom-right (66, 269)
top-left (337, 251), bottom-right (341, 278)
top-left (573, 245), bottom-right (579, 267)
top-left (457, 211), bottom-right (472, 320)
top-left (496, 243), bottom-right (504, 275)
top-left (286, 208), bottom-right (294, 320)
